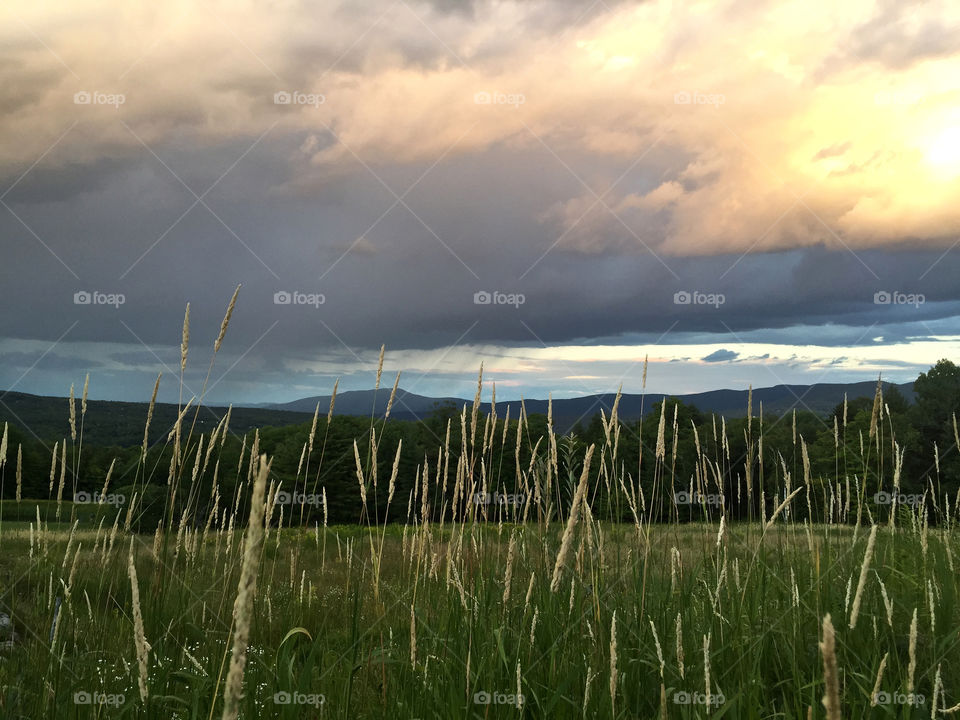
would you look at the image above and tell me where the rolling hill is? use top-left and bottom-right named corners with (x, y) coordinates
top-left (0, 380), bottom-right (913, 445)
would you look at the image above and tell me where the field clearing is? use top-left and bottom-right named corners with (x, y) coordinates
top-left (0, 514), bottom-right (957, 718)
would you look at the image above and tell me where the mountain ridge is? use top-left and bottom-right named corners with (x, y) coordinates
top-left (260, 380), bottom-right (915, 431)
top-left (0, 380), bottom-right (914, 444)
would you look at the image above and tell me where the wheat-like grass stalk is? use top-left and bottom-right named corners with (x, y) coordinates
top-left (907, 607), bottom-right (918, 693)
top-left (68, 384), bottom-right (76, 442)
top-left (581, 665), bottom-right (593, 717)
top-left (99, 459), bottom-right (115, 504)
top-left (60, 521), bottom-right (77, 572)
top-left (15, 444), bottom-right (22, 502)
top-left (180, 303), bottom-right (190, 373)
top-left (124, 491), bottom-right (138, 532)
top-left (764, 486), bottom-right (803, 533)
top-left (524, 572), bottom-right (536, 613)
top-left (868, 375), bottom-right (882, 440)
top-left (655, 401), bottom-right (666, 460)
top-left (873, 571), bottom-right (894, 627)
top-left (48, 440), bottom-right (57, 493)
top-left (55, 441), bottom-right (66, 519)
top-left (703, 632), bottom-right (712, 707)
top-left (503, 530), bottom-right (516, 605)
top-left (354, 440), bottom-right (367, 514)
top-left (127, 541), bottom-right (150, 702)
top-left (375, 344), bottom-right (385, 390)
top-left (820, 614), bottom-right (841, 720)
top-left (409, 603), bottom-right (418, 668)
top-left (64, 542), bottom-right (81, 599)
top-left (387, 440), bottom-right (402, 509)
top-left (221, 455), bottom-right (270, 720)
top-left (215, 284), bottom-right (240, 353)
top-left (142, 373), bottom-right (161, 462)
top-left (515, 657), bottom-right (523, 708)
top-left (550, 445), bottom-right (595, 592)
top-left (324, 378), bottom-right (339, 424)
top-left (952, 413), bottom-right (960, 467)
top-left (385, 371), bottom-right (401, 421)
top-left (849, 523), bottom-right (877, 629)
top-left (869, 652), bottom-right (887, 706)
top-left (609, 610), bottom-right (618, 714)
top-left (932, 664), bottom-right (943, 717)
top-left (104, 509), bottom-right (119, 561)
top-left (649, 620), bottom-right (664, 679)
top-left (675, 612), bottom-right (684, 678)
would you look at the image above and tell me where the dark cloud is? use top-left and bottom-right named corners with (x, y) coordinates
top-left (0, 55), bottom-right (63, 116)
top-left (812, 142), bottom-right (851, 161)
top-left (843, 2), bottom-right (958, 70)
top-left (2, 156), bottom-right (136, 205)
top-left (0, 351), bottom-right (102, 372)
top-left (817, 0), bottom-right (959, 78)
top-left (1, 0), bottom-right (958, 402)
top-left (108, 349), bottom-right (176, 368)
top-left (702, 349), bottom-right (738, 363)
top-left (2, 136), bottom-right (960, 368)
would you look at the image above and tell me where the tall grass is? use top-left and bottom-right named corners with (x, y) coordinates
top-left (0, 290), bottom-right (957, 718)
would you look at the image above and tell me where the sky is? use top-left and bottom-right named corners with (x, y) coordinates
top-left (1, 0), bottom-right (959, 405)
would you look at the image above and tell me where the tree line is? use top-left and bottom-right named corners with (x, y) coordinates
top-left (2, 359), bottom-right (957, 529)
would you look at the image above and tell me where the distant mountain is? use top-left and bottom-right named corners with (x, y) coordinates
top-left (264, 380), bottom-right (916, 433)
top-left (0, 391), bottom-right (313, 446)
top-left (264, 389), bottom-right (466, 417)
top-left (0, 380), bottom-right (914, 446)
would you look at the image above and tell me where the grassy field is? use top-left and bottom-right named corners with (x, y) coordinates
top-left (0, 512), bottom-right (957, 717)
top-left (0, 294), bottom-right (956, 718)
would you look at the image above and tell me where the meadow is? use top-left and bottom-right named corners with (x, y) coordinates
top-left (0, 290), bottom-right (957, 718)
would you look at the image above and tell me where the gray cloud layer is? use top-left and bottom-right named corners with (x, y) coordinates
top-left (2, 0), bottom-right (959, 401)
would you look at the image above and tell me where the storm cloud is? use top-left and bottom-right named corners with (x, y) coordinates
top-left (2, 0), bottom-right (959, 403)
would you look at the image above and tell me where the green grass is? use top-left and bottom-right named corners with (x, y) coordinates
top-left (0, 515), bottom-right (956, 718)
